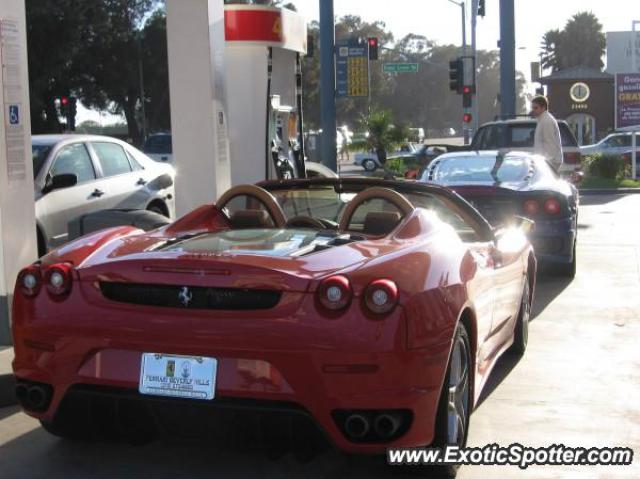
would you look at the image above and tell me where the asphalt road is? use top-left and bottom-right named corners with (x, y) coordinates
top-left (1, 193), bottom-right (638, 479)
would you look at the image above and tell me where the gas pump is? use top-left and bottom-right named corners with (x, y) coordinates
top-left (224, 4), bottom-right (307, 185)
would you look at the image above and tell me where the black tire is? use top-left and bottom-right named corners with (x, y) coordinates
top-left (509, 276), bottom-right (531, 355)
top-left (363, 159), bottom-right (377, 172)
top-left (557, 241), bottom-right (576, 278)
top-left (431, 322), bottom-right (472, 477)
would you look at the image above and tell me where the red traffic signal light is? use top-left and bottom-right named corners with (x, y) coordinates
top-left (60, 96), bottom-right (69, 106)
top-left (462, 86), bottom-right (472, 94)
top-left (368, 37), bottom-right (379, 60)
top-left (463, 113), bottom-right (472, 123)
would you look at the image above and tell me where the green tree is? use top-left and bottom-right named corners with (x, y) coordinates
top-left (74, 0), bottom-right (154, 146)
top-left (349, 110), bottom-right (408, 164)
top-left (141, 9), bottom-right (171, 134)
top-left (540, 12), bottom-right (606, 72)
top-left (26, 0), bottom-right (90, 133)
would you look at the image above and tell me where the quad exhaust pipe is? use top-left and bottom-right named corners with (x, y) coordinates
top-left (340, 410), bottom-right (408, 442)
top-left (15, 382), bottom-right (51, 412)
top-left (373, 413), bottom-right (401, 439)
top-left (344, 414), bottom-right (370, 439)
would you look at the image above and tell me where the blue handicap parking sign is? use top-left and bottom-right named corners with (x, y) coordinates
top-left (9, 105), bottom-right (19, 125)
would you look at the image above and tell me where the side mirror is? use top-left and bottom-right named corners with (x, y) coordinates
top-left (43, 173), bottom-right (78, 194)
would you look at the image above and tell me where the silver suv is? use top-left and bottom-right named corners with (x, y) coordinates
top-left (32, 134), bottom-right (176, 256)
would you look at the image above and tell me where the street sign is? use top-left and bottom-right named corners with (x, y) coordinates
top-left (336, 40), bottom-right (369, 98)
top-left (615, 73), bottom-right (640, 131)
top-left (383, 63), bottom-right (419, 73)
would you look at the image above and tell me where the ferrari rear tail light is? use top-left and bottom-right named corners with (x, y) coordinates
top-left (523, 200), bottom-right (540, 216)
top-left (364, 279), bottom-right (398, 315)
top-left (18, 265), bottom-right (42, 298)
top-left (317, 275), bottom-right (352, 311)
top-left (44, 263), bottom-right (73, 297)
top-left (543, 198), bottom-right (561, 215)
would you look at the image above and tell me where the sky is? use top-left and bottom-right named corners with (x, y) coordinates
top-left (80, 0), bottom-right (638, 125)
top-left (296, 0), bottom-right (637, 81)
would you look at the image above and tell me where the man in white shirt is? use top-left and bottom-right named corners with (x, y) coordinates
top-left (532, 96), bottom-right (563, 173)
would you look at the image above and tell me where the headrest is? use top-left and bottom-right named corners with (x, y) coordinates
top-left (363, 211), bottom-right (402, 236)
top-left (229, 209), bottom-right (272, 229)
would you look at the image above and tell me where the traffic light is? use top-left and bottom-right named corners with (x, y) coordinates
top-left (462, 85), bottom-right (473, 108)
top-left (449, 58), bottom-right (463, 93)
top-left (478, 0), bottom-right (486, 17)
top-left (463, 113), bottom-right (472, 124)
top-left (58, 96), bottom-right (69, 117)
top-left (368, 37), bottom-right (379, 60)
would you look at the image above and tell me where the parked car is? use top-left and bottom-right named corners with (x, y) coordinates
top-left (581, 132), bottom-right (640, 158)
top-left (457, 118), bottom-right (582, 176)
top-left (387, 144), bottom-right (451, 170)
top-left (401, 119), bottom-right (581, 178)
top-left (13, 178), bottom-right (534, 477)
top-left (354, 143), bottom-right (417, 171)
top-left (32, 134), bottom-right (176, 256)
top-left (143, 132), bottom-right (173, 164)
top-left (421, 150), bottom-right (578, 277)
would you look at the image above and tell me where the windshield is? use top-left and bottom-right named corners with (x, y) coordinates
top-left (425, 156), bottom-right (531, 184)
top-left (32, 144), bottom-right (53, 178)
top-left (267, 184), bottom-right (478, 239)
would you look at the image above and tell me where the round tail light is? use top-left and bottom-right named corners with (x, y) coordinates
top-left (44, 263), bottom-right (73, 297)
top-left (523, 200), bottom-right (539, 216)
top-left (543, 198), bottom-right (561, 215)
top-left (18, 265), bottom-right (42, 298)
top-left (317, 275), bottom-right (352, 311)
top-left (364, 279), bottom-right (398, 315)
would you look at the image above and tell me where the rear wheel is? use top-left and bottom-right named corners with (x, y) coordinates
top-left (509, 276), bottom-right (530, 355)
top-left (431, 322), bottom-right (472, 477)
top-left (363, 159), bottom-right (377, 172)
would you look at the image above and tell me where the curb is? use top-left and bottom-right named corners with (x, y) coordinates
top-left (579, 188), bottom-right (640, 195)
top-left (0, 374), bottom-right (15, 408)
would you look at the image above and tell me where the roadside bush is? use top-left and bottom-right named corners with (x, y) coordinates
top-left (581, 153), bottom-right (626, 179)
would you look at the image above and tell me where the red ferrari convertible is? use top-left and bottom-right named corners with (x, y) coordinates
top-left (12, 178), bottom-right (534, 469)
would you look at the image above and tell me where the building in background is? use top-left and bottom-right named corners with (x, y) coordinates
top-left (539, 67), bottom-right (614, 145)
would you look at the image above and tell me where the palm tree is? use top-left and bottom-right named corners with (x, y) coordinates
top-left (539, 12), bottom-right (606, 72)
top-left (350, 110), bottom-right (408, 165)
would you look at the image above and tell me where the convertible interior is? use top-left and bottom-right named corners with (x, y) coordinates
top-left (213, 182), bottom-right (487, 244)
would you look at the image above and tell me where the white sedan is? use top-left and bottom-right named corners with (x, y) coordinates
top-left (32, 134), bottom-right (175, 256)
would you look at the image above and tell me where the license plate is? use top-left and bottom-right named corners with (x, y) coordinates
top-left (139, 353), bottom-right (217, 400)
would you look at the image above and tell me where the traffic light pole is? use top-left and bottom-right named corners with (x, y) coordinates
top-left (499, 0), bottom-right (516, 118)
top-left (319, 0), bottom-right (337, 172)
top-left (471, 0), bottom-right (479, 136)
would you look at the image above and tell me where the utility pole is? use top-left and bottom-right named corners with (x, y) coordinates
top-left (499, 0), bottom-right (516, 118)
top-left (447, 0), bottom-right (469, 143)
top-left (319, 0), bottom-right (337, 172)
top-left (471, 0), bottom-right (479, 136)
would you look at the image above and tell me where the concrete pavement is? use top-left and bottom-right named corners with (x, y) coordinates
top-left (0, 194), bottom-right (638, 478)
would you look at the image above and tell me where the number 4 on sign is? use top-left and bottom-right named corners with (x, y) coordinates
top-left (272, 17), bottom-right (282, 37)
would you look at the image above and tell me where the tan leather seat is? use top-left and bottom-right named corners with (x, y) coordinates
top-left (229, 209), bottom-right (273, 229)
top-left (362, 211), bottom-right (402, 236)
